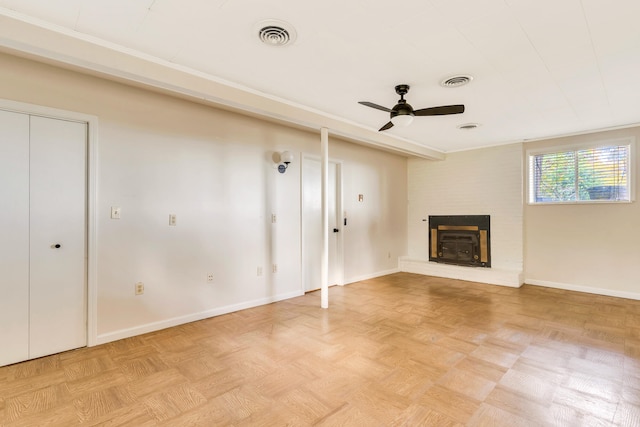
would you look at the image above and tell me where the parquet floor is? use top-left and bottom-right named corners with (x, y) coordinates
top-left (2, 273), bottom-right (640, 426)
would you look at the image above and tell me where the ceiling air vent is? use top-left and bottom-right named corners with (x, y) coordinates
top-left (441, 75), bottom-right (473, 88)
top-left (457, 123), bottom-right (480, 130)
top-left (256, 20), bottom-right (297, 47)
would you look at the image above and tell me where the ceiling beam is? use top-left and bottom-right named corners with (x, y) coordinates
top-left (0, 9), bottom-right (445, 160)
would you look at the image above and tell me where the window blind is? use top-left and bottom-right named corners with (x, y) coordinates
top-left (529, 144), bottom-right (630, 203)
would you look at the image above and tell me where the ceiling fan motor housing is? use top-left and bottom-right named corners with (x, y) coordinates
top-left (393, 85), bottom-right (413, 117)
top-left (358, 83), bottom-right (464, 131)
top-left (392, 101), bottom-right (414, 118)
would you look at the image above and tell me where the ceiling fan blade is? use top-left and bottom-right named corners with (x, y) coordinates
top-left (379, 121), bottom-right (394, 131)
top-left (359, 101), bottom-right (392, 113)
top-left (414, 105), bottom-right (465, 116)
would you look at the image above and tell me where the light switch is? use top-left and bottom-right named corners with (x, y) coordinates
top-left (111, 207), bottom-right (121, 219)
top-left (169, 214), bottom-right (177, 226)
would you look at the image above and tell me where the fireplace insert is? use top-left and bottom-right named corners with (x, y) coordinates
top-left (428, 215), bottom-right (490, 268)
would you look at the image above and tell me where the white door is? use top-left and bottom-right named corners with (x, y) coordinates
top-left (302, 157), bottom-right (341, 292)
top-left (0, 110), bottom-right (30, 366)
top-left (29, 116), bottom-right (87, 358)
top-left (0, 111), bottom-right (87, 366)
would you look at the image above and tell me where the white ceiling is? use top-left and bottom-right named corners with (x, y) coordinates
top-left (1, 0), bottom-right (639, 157)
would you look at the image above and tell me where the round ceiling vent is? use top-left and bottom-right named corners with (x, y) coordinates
top-left (457, 123), bottom-right (480, 130)
top-left (255, 20), bottom-right (297, 47)
top-left (441, 75), bottom-right (473, 88)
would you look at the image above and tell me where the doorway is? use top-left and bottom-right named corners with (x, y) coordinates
top-left (301, 156), bottom-right (343, 292)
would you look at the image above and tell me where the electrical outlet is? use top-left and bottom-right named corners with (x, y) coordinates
top-left (271, 214), bottom-right (277, 223)
top-left (207, 273), bottom-right (214, 282)
top-left (135, 282), bottom-right (144, 295)
top-left (272, 264), bottom-right (277, 273)
top-left (257, 266), bottom-right (263, 276)
top-left (169, 213), bottom-right (177, 226)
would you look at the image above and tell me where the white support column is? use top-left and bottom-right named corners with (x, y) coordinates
top-left (320, 127), bottom-right (329, 309)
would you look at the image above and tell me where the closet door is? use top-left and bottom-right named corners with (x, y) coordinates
top-left (29, 116), bottom-right (87, 359)
top-left (0, 110), bottom-right (30, 366)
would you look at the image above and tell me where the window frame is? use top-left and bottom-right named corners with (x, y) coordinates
top-left (526, 137), bottom-right (636, 205)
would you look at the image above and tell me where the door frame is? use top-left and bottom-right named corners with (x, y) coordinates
top-left (0, 98), bottom-right (99, 347)
top-left (301, 154), bottom-right (344, 292)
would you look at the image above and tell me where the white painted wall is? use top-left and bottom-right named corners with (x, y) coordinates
top-left (523, 127), bottom-right (640, 298)
top-left (0, 52), bottom-right (407, 344)
top-left (405, 143), bottom-right (524, 286)
top-left (330, 143), bottom-right (407, 283)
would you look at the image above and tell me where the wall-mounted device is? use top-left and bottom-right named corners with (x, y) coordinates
top-left (277, 150), bottom-right (294, 173)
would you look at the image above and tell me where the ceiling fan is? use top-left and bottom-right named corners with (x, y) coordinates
top-left (359, 84), bottom-right (465, 131)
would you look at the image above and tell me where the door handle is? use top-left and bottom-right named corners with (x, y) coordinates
top-left (333, 228), bottom-right (339, 233)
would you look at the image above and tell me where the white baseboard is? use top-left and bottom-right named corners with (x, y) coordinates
top-left (95, 290), bottom-right (304, 345)
top-left (344, 268), bottom-right (400, 285)
top-left (399, 257), bottom-right (523, 288)
top-left (525, 279), bottom-right (640, 301)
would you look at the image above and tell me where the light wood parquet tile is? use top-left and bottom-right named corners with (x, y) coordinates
top-left (253, 369), bottom-right (309, 399)
top-left (466, 403), bottom-right (534, 427)
top-left (3, 272), bottom-right (640, 425)
top-left (552, 386), bottom-right (618, 424)
top-left (498, 368), bottom-right (558, 403)
top-left (156, 400), bottom-right (231, 427)
top-left (453, 356), bottom-right (508, 384)
top-left (613, 401), bottom-right (640, 426)
top-left (4, 383), bottom-right (70, 423)
top-left (437, 368), bottom-right (496, 401)
top-left (469, 343), bottom-right (520, 369)
top-left (278, 388), bottom-right (335, 424)
top-left (391, 403), bottom-right (463, 427)
top-left (142, 384), bottom-right (207, 422)
top-left (416, 384), bottom-right (481, 424)
top-left (210, 385), bottom-right (271, 424)
top-left (485, 385), bottom-right (557, 425)
top-left (625, 339), bottom-right (640, 358)
top-left (121, 368), bottom-right (189, 401)
top-left (546, 402), bottom-right (592, 427)
top-left (302, 370), bottom-right (364, 408)
top-left (346, 388), bottom-right (412, 426)
top-left (2, 403), bottom-right (79, 427)
top-left (314, 402), bottom-right (383, 427)
top-left (63, 356), bottom-right (117, 382)
top-left (233, 401), bottom-right (308, 427)
top-left (191, 368), bottom-right (246, 401)
top-left (73, 388), bottom-right (126, 423)
top-left (65, 368), bottom-right (129, 397)
top-left (378, 362), bottom-right (438, 399)
top-left (82, 404), bottom-right (156, 427)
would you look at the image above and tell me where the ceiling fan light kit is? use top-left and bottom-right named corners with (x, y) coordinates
top-left (359, 84), bottom-right (465, 132)
top-left (391, 114), bottom-right (414, 127)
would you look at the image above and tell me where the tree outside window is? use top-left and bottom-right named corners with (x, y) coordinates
top-left (529, 144), bottom-right (630, 203)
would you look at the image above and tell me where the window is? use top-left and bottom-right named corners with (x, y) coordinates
top-left (528, 139), bottom-right (634, 204)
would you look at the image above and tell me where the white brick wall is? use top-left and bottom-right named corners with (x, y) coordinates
top-left (404, 143), bottom-right (524, 285)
